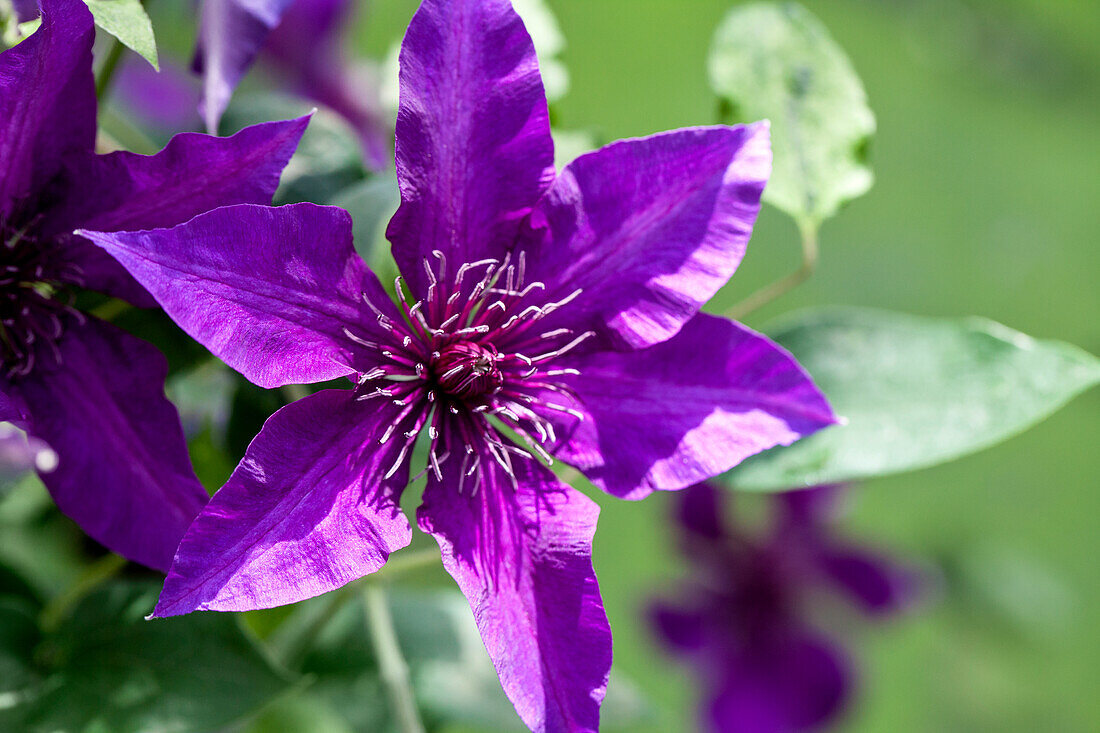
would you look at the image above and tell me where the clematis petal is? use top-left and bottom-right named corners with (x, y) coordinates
top-left (0, 0), bottom-right (95, 218)
top-left (47, 238), bottom-right (158, 308)
top-left (552, 313), bottom-right (837, 499)
top-left (778, 483), bottom-right (845, 527)
top-left (79, 204), bottom-right (398, 388)
top-left (650, 603), bottom-right (710, 653)
top-left (12, 316), bottom-right (208, 571)
top-left (193, 0), bottom-right (296, 133)
top-left (387, 0), bottom-right (555, 299)
top-left (114, 56), bottom-right (202, 133)
top-left (0, 384), bottom-right (30, 424)
top-left (523, 123), bottom-right (770, 351)
top-left (45, 116), bottom-right (309, 307)
top-left (12, 0), bottom-right (39, 23)
top-left (711, 635), bottom-right (850, 733)
top-left (818, 547), bottom-right (919, 615)
top-left (677, 481), bottom-right (728, 542)
top-left (153, 389), bottom-right (413, 617)
top-left (418, 427), bottom-right (611, 733)
top-left (43, 116), bottom-right (308, 237)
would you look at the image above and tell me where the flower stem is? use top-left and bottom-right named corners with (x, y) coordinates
top-left (276, 547), bottom-right (438, 668)
top-left (364, 584), bottom-right (425, 733)
top-left (280, 384), bottom-right (311, 403)
top-left (90, 298), bottom-right (132, 322)
top-left (277, 581), bottom-right (358, 668)
top-left (726, 223), bottom-right (819, 320)
top-left (95, 37), bottom-right (127, 104)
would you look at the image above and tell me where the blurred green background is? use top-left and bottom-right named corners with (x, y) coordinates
top-left (7, 0), bottom-right (1099, 731)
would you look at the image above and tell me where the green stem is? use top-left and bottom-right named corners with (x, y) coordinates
top-left (95, 38), bottom-right (127, 103)
top-left (278, 582), bottom-right (358, 668)
top-left (278, 547), bottom-right (438, 668)
top-left (39, 553), bottom-right (127, 631)
top-left (90, 298), bottom-right (132, 322)
top-left (365, 584), bottom-right (425, 733)
top-left (726, 223), bottom-right (819, 320)
top-left (281, 384), bottom-right (311, 403)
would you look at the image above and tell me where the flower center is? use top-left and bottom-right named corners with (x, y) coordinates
top-left (0, 223), bottom-right (83, 377)
top-left (347, 249), bottom-right (592, 492)
top-left (432, 341), bottom-right (503, 398)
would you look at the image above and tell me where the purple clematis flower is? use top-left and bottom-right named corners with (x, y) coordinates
top-left (0, 0), bottom-right (309, 571)
top-left (82, 0), bottom-right (835, 728)
top-left (651, 483), bottom-right (920, 733)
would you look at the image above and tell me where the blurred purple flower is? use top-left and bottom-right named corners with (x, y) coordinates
top-left (82, 0), bottom-right (835, 729)
top-left (11, 0), bottom-right (39, 23)
top-left (651, 483), bottom-right (920, 733)
top-left (193, 0), bottom-right (390, 167)
top-left (0, 0), bottom-right (308, 571)
top-left (192, 0), bottom-right (295, 134)
top-left (0, 422), bottom-right (56, 481)
top-left (114, 56), bottom-right (203, 134)
top-left (262, 0), bottom-right (391, 168)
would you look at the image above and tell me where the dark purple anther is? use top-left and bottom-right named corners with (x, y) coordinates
top-left (0, 225), bottom-right (86, 377)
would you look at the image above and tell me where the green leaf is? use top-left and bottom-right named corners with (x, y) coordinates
top-left (708, 2), bottom-right (874, 228)
top-left (0, 595), bottom-right (40, 694)
top-left (329, 174), bottom-right (401, 280)
top-left (226, 377), bottom-right (286, 459)
top-left (725, 307), bottom-right (1100, 491)
top-left (84, 0), bottom-right (158, 70)
top-left (244, 693), bottom-right (357, 733)
top-left (7, 581), bottom-right (291, 733)
top-left (0, 480), bottom-right (90, 599)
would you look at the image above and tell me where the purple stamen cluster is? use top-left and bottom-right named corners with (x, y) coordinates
top-left (1, 225), bottom-right (85, 377)
top-left (349, 250), bottom-right (589, 492)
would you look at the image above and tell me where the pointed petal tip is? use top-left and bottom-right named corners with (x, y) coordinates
top-left (144, 596), bottom-right (193, 621)
top-left (73, 228), bottom-right (110, 250)
top-left (148, 596), bottom-right (192, 619)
